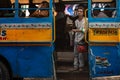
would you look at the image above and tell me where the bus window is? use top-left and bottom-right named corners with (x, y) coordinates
top-left (11, 2), bottom-right (26, 17)
top-left (0, 0), bottom-right (50, 18)
top-left (0, 0), bottom-right (15, 17)
top-left (18, 0), bottom-right (49, 18)
top-left (91, 0), bottom-right (116, 18)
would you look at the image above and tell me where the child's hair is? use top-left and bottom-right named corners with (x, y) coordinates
top-left (77, 6), bottom-right (84, 11)
top-left (41, 1), bottom-right (49, 8)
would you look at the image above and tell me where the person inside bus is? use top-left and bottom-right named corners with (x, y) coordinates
top-left (29, 0), bottom-right (37, 15)
top-left (93, 5), bottom-right (111, 18)
top-left (55, 3), bottom-right (66, 51)
top-left (63, 5), bottom-right (79, 50)
top-left (12, 3), bottom-right (25, 17)
top-left (65, 8), bottom-right (78, 49)
top-left (92, 7), bottom-right (100, 17)
top-left (0, 0), bottom-right (12, 17)
top-left (72, 6), bottom-right (87, 71)
top-left (30, 1), bottom-right (49, 17)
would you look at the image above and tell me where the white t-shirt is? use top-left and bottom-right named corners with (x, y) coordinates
top-left (74, 17), bottom-right (87, 42)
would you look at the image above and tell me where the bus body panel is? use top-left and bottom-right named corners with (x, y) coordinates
top-left (0, 45), bottom-right (54, 77)
top-left (88, 0), bottom-right (120, 79)
top-left (89, 45), bottom-right (120, 78)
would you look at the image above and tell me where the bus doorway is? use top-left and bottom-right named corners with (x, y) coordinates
top-left (54, 1), bottom-right (89, 80)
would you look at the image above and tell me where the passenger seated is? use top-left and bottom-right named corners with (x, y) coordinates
top-left (92, 8), bottom-right (100, 17)
top-left (12, 3), bottom-right (25, 17)
top-left (93, 5), bottom-right (112, 18)
top-left (30, 1), bottom-right (49, 17)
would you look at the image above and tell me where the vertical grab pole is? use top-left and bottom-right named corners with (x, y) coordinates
top-left (84, 9), bottom-right (88, 43)
top-left (52, 7), bottom-right (57, 80)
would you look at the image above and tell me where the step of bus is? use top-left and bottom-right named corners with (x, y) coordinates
top-left (56, 63), bottom-right (89, 73)
top-left (56, 72), bottom-right (89, 79)
top-left (55, 52), bottom-right (89, 80)
top-left (55, 51), bottom-right (88, 73)
top-left (56, 62), bottom-right (89, 80)
top-left (55, 51), bottom-right (74, 62)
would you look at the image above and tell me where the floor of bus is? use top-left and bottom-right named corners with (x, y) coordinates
top-left (55, 45), bottom-right (89, 80)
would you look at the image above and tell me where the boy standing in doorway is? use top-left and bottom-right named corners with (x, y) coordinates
top-left (72, 6), bottom-right (87, 71)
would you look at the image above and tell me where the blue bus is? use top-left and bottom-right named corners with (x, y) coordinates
top-left (88, 0), bottom-right (120, 79)
top-left (0, 0), bottom-right (55, 79)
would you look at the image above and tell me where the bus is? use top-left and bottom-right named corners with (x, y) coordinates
top-left (0, 0), bottom-right (55, 80)
top-left (88, 0), bottom-right (120, 79)
top-left (1, 0), bottom-right (120, 80)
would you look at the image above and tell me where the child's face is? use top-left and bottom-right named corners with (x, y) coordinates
top-left (77, 9), bottom-right (83, 16)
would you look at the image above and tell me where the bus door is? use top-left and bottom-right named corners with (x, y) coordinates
top-left (88, 0), bottom-right (120, 79)
top-left (0, 0), bottom-right (55, 79)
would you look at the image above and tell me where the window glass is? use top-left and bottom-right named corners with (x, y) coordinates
top-left (18, 0), bottom-right (49, 17)
top-left (0, 0), bottom-right (50, 18)
top-left (91, 0), bottom-right (116, 18)
top-left (0, 0), bottom-right (15, 17)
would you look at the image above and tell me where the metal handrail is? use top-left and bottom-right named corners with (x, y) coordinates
top-left (84, 9), bottom-right (89, 43)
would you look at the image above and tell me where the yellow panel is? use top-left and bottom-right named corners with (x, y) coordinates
top-left (89, 28), bottom-right (119, 42)
top-left (0, 28), bottom-right (52, 42)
